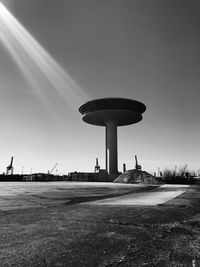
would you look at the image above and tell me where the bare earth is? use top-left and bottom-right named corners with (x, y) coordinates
top-left (0, 182), bottom-right (200, 266)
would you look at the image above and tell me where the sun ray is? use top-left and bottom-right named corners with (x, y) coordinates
top-left (0, 2), bottom-right (89, 112)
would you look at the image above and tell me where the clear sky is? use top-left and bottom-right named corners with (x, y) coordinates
top-left (0, 0), bottom-right (200, 175)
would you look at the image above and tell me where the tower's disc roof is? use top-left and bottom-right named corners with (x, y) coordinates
top-left (79, 98), bottom-right (146, 126)
top-left (79, 98), bottom-right (146, 115)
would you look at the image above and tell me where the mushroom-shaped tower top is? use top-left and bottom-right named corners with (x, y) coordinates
top-left (79, 98), bottom-right (146, 126)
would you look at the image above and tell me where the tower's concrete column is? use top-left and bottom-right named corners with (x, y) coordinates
top-left (106, 122), bottom-right (118, 179)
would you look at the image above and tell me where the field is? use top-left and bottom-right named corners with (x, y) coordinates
top-left (0, 182), bottom-right (200, 266)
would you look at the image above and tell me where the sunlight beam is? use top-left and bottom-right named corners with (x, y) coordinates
top-left (0, 2), bottom-right (89, 112)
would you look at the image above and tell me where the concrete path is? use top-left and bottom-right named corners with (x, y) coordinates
top-left (88, 184), bottom-right (189, 206)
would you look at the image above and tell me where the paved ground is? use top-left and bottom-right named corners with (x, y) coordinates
top-left (87, 184), bottom-right (189, 206)
top-left (0, 182), bottom-right (199, 266)
top-left (0, 182), bottom-right (188, 210)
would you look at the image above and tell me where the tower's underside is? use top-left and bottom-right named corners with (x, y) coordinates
top-left (79, 98), bottom-right (146, 180)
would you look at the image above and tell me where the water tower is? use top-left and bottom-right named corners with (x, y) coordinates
top-left (79, 98), bottom-right (146, 180)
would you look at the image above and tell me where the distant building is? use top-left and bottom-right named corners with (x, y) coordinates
top-left (23, 173), bottom-right (67, 182)
top-left (0, 174), bottom-right (23, 181)
top-left (68, 170), bottom-right (108, 182)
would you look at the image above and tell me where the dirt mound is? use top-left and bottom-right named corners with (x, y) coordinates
top-left (114, 169), bottom-right (162, 184)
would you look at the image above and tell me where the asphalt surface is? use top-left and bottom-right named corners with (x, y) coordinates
top-left (0, 182), bottom-right (188, 210)
top-left (0, 182), bottom-right (199, 267)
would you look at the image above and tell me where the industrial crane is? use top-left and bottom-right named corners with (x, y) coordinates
top-left (6, 156), bottom-right (14, 175)
top-left (48, 163), bottom-right (58, 174)
top-left (135, 155), bottom-right (141, 171)
top-left (94, 158), bottom-right (100, 173)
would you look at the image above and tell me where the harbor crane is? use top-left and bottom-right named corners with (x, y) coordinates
top-left (6, 156), bottom-right (14, 175)
top-left (48, 163), bottom-right (58, 174)
top-left (94, 158), bottom-right (100, 173)
top-left (135, 155), bottom-right (141, 171)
